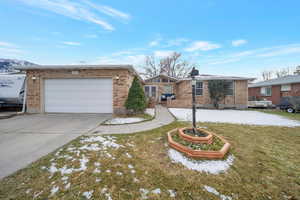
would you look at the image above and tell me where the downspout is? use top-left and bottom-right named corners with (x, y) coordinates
top-left (21, 75), bottom-right (27, 113)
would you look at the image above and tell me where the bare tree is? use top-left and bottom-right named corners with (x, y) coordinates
top-left (142, 52), bottom-right (197, 79)
top-left (295, 65), bottom-right (300, 75)
top-left (143, 55), bottom-right (160, 78)
top-left (261, 70), bottom-right (273, 81)
top-left (275, 67), bottom-right (294, 78)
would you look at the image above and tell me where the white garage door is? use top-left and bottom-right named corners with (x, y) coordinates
top-left (44, 78), bottom-right (113, 113)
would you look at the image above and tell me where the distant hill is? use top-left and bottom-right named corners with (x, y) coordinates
top-left (0, 59), bottom-right (36, 73)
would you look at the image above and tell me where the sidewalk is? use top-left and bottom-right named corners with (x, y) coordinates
top-left (90, 105), bottom-right (175, 134)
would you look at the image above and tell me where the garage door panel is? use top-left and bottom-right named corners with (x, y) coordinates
top-left (44, 79), bottom-right (112, 113)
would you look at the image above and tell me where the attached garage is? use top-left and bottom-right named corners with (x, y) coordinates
top-left (17, 65), bottom-right (139, 114)
top-left (44, 78), bottom-right (113, 113)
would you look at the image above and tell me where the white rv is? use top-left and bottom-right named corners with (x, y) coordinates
top-left (0, 73), bottom-right (26, 108)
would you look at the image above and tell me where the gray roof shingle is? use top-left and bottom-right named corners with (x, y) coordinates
top-left (249, 75), bottom-right (300, 88)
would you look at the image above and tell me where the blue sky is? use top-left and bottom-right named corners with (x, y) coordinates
top-left (1, 0), bottom-right (300, 78)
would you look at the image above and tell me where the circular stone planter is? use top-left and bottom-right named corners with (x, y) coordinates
top-left (178, 127), bottom-right (213, 144)
top-left (167, 128), bottom-right (230, 159)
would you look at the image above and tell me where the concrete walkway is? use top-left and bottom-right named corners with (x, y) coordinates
top-left (90, 105), bottom-right (175, 134)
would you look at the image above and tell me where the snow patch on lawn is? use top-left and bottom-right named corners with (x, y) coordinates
top-left (116, 171), bottom-right (123, 176)
top-left (140, 188), bottom-right (149, 199)
top-left (50, 186), bottom-right (59, 196)
top-left (128, 164), bottom-right (134, 169)
top-left (168, 149), bottom-right (234, 174)
top-left (48, 155), bottom-right (89, 175)
top-left (104, 117), bottom-right (144, 124)
top-left (145, 108), bottom-right (155, 117)
top-left (168, 189), bottom-right (176, 198)
top-left (101, 188), bottom-right (112, 200)
top-left (93, 168), bottom-right (101, 173)
top-left (79, 143), bottom-right (101, 151)
top-left (203, 185), bottom-right (232, 200)
top-left (82, 191), bottom-right (93, 199)
top-left (96, 178), bottom-right (101, 182)
top-left (152, 188), bottom-right (161, 194)
top-left (169, 108), bottom-right (300, 127)
top-left (81, 136), bottom-right (123, 150)
top-left (65, 183), bottom-right (71, 190)
top-left (125, 152), bottom-right (132, 158)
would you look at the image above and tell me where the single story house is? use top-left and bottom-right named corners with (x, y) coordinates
top-left (144, 74), bottom-right (254, 109)
top-left (17, 65), bottom-right (140, 114)
top-left (248, 75), bottom-right (300, 105)
top-left (17, 64), bottom-right (254, 114)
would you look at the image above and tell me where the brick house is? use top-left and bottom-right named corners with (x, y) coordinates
top-left (248, 75), bottom-right (300, 105)
top-left (17, 65), bottom-right (139, 114)
top-left (144, 74), bottom-right (253, 109)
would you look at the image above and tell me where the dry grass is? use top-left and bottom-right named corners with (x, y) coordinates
top-left (0, 122), bottom-right (299, 200)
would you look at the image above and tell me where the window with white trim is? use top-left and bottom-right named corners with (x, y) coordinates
top-left (195, 81), bottom-right (203, 96)
top-left (261, 86), bottom-right (272, 96)
top-left (281, 84), bottom-right (291, 91)
top-left (144, 86), bottom-right (157, 98)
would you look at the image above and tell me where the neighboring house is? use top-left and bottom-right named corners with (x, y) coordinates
top-left (144, 74), bottom-right (254, 109)
top-left (16, 65), bottom-right (140, 114)
top-left (248, 75), bottom-right (300, 105)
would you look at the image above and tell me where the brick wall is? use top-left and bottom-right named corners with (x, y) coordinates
top-left (248, 83), bottom-right (300, 105)
top-left (25, 69), bottom-right (134, 114)
top-left (167, 80), bottom-right (248, 109)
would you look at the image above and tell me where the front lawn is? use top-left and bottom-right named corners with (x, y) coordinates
top-left (0, 122), bottom-right (299, 199)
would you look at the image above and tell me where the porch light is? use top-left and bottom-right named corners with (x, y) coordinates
top-left (191, 79), bottom-right (196, 86)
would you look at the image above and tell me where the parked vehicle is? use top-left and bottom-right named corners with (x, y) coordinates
top-left (248, 100), bottom-right (274, 108)
top-left (161, 93), bottom-right (176, 101)
top-left (0, 74), bottom-right (26, 108)
top-left (277, 96), bottom-right (300, 113)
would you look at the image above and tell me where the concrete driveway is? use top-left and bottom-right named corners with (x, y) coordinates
top-left (0, 113), bottom-right (110, 179)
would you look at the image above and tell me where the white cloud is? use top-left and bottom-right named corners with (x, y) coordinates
top-left (0, 41), bottom-right (23, 57)
top-left (232, 39), bottom-right (247, 47)
top-left (16, 0), bottom-right (130, 31)
top-left (166, 38), bottom-right (189, 47)
top-left (257, 45), bottom-right (300, 57)
top-left (184, 41), bottom-right (221, 52)
top-left (0, 41), bottom-right (16, 48)
top-left (62, 41), bottom-right (81, 46)
top-left (83, 1), bottom-right (130, 21)
top-left (202, 43), bottom-right (300, 66)
top-left (208, 58), bottom-right (241, 65)
top-left (154, 50), bottom-right (174, 58)
top-left (96, 54), bottom-right (146, 65)
top-left (111, 51), bottom-right (135, 56)
top-left (149, 39), bottom-right (161, 47)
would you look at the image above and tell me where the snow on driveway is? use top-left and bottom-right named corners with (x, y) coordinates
top-left (169, 108), bottom-right (300, 127)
